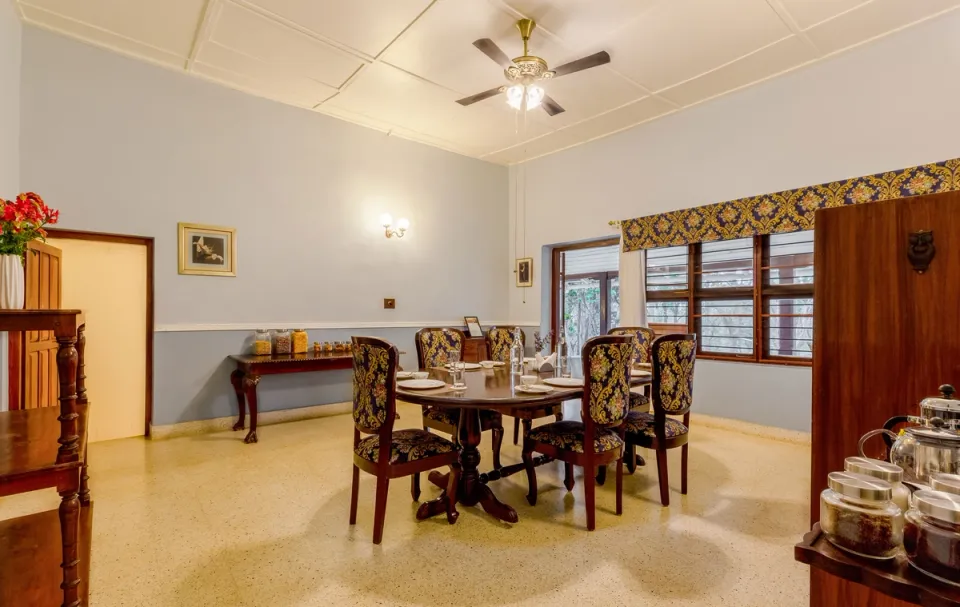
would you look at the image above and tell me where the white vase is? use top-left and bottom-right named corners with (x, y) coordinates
top-left (0, 254), bottom-right (24, 309)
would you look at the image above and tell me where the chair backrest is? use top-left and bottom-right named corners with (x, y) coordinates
top-left (581, 334), bottom-right (634, 428)
top-left (351, 336), bottom-right (398, 435)
top-left (486, 326), bottom-right (525, 363)
top-left (651, 334), bottom-right (697, 416)
top-left (414, 328), bottom-right (465, 370)
top-left (608, 326), bottom-right (656, 364)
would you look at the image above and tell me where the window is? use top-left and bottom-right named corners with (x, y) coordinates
top-left (643, 231), bottom-right (814, 365)
top-left (552, 240), bottom-right (620, 359)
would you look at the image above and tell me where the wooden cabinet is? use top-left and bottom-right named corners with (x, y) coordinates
top-left (810, 190), bottom-right (960, 606)
top-left (463, 337), bottom-right (488, 363)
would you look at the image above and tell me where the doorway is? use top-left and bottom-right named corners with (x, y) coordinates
top-left (551, 239), bottom-right (620, 361)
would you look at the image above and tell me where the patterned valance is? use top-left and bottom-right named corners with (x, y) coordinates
top-left (620, 157), bottom-right (960, 252)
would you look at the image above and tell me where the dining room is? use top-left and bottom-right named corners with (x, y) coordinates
top-left (2, 1), bottom-right (960, 606)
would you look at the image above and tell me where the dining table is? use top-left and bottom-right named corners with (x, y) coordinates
top-left (396, 363), bottom-right (652, 524)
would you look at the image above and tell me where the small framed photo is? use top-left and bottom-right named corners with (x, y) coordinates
top-left (516, 257), bottom-right (533, 287)
top-left (178, 222), bottom-right (236, 277)
top-left (464, 316), bottom-right (483, 337)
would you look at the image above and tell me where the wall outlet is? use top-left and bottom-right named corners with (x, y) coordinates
top-left (384, 298), bottom-right (396, 309)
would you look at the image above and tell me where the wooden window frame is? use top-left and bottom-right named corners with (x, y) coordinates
top-left (645, 234), bottom-right (813, 367)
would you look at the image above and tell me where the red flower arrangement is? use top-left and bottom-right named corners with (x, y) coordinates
top-left (0, 193), bottom-right (59, 258)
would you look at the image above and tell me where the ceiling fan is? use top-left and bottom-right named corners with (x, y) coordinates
top-left (456, 18), bottom-right (610, 116)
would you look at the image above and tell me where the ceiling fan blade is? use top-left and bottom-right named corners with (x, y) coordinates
top-left (551, 51), bottom-right (610, 78)
top-left (456, 86), bottom-right (505, 107)
top-left (473, 38), bottom-right (513, 69)
top-left (541, 95), bottom-right (565, 116)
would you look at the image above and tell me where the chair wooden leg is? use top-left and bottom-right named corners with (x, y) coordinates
top-left (616, 454), bottom-right (624, 515)
top-left (491, 424), bottom-right (504, 470)
top-left (372, 475), bottom-right (390, 544)
top-left (585, 467), bottom-right (597, 531)
top-left (563, 462), bottom-right (575, 491)
top-left (513, 417), bottom-right (520, 445)
top-left (555, 410), bottom-right (564, 422)
top-left (656, 448), bottom-right (670, 507)
top-left (445, 463), bottom-right (461, 525)
top-left (625, 443), bottom-right (637, 475)
top-left (349, 464), bottom-right (360, 525)
top-left (596, 465), bottom-right (607, 486)
top-left (411, 473), bottom-right (421, 502)
top-left (522, 447), bottom-right (538, 506)
top-left (681, 443), bottom-right (689, 495)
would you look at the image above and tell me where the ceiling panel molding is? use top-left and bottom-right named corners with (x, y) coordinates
top-left (186, 0), bottom-right (221, 70)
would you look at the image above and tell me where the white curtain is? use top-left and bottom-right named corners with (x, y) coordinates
top-left (618, 239), bottom-right (647, 327)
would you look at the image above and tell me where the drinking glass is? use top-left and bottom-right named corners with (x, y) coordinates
top-left (449, 350), bottom-right (466, 390)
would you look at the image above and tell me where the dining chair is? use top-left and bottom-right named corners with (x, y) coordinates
top-left (608, 326), bottom-right (656, 411)
top-left (522, 334), bottom-right (633, 531)
top-left (349, 336), bottom-right (460, 544)
top-left (486, 326), bottom-right (564, 445)
top-left (415, 327), bottom-right (505, 470)
top-left (623, 334), bottom-right (697, 506)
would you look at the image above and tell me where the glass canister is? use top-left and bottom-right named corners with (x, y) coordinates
top-left (932, 474), bottom-right (960, 496)
top-left (845, 456), bottom-right (910, 513)
top-left (253, 329), bottom-right (272, 355)
top-left (904, 490), bottom-right (960, 586)
top-left (273, 329), bottom-right (292, 355)
top-left (323, 341), bottom-right (334, 354)
top-left (292, 329), bottom-right (308, 354)
top-left (820, 471), bottom-right (903, 559)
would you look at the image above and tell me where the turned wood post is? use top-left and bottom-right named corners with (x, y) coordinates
top-left (55, 333), bottom-right (80, 464)
top-left (76, 324), bottom-right (87, 406)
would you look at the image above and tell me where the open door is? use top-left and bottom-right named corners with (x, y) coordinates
top-left (8, 240), bottom-right (62, 409)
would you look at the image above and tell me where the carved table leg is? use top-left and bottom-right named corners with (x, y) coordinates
top-left (79, 460), bottom-right (91, 506)
top-left (417, 408), bottom-right (518, 524)
top-left (230, 370), bottom-right (246, 432)
top-left (58, 487), bottom-right (81, 607)
top-left (241, 374), bottom-right (260, 443)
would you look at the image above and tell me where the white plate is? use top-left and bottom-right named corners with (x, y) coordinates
top-left (480, 361), bottom-right (506, 367)
top-left (396, 371), bottom-right (414, 379)
top-left (516, 385), bottom-right (554, 394)
top-left (543, 377), bottom-right (583, 388)
top-left (447, 362), bottom-right (482, 370)
top-left (397, 379), bottom-right (447, 390)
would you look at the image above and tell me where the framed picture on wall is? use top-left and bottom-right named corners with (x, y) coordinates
top-left (516, 257), bottom-right (533, 287)
top-left (178, 222), bottom-right (236, 277)
top-left (464, 316), bottom-right (483, 337)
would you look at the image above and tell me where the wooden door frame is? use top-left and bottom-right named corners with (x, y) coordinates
top-left (549, 237), bottom-right (620, 352)
top-left (43, 228), bottom-right (155, 437)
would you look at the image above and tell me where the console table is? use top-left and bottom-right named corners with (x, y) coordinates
top-left (229, 352), bottom-right (353, 444)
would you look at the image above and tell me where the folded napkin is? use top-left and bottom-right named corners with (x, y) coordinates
top-left (534, 352), bottom-right (557, 372)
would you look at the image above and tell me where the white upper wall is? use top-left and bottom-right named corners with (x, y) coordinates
top-left (0, 0), bottom-right (20, 197)
top-left (19, 26), bottom-right (510, 328)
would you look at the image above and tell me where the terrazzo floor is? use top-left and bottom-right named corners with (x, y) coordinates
top-left (0, 401), bottom-right (812, 606)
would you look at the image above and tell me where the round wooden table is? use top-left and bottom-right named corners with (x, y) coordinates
top-left (396, 365), bottom-right (651, 524)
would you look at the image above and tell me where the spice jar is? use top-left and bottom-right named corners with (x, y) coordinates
top-left (904, 490), bottom-right (960, 586)
top-left (820, 471), bottom-right (903, 559)
top-left (292, 329), bottom-right (308, 354)
top-left (253, 329), bottom-right (271, 356)
top-left (845, 456), bottom-right (911, 513)
top-left (313, 342), bottom-right (321, 355)
top-left (334, 341), bottom-right (345, 354)
top-left (323, 341), bottom-right (334, 354)
top-left (273, 329), bottom-right (292, 355)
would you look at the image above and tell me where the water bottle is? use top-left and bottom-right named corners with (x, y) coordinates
top-left (510, 327), bottom-right (524, 375)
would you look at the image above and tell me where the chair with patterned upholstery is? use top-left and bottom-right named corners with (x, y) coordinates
top-left (623, 334), bottom-right (696, 507)
top-left (486, 326), bottom-right (564, 445)
top-left (349, 336), bottom-right (460, 544)
top-left (608, 326), bottom-right (656, 412)
top-left (522, 334), bottom-right (633, 531)
top-left (415, 327), bottom-right (505, 470)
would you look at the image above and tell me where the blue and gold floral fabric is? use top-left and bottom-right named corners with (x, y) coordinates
top-left (354, 429), bottom-right (455, 464)
top-left (623, 411), bottom-right (688, 439)
top-left (586, 341), bottom-right (634, 426)
top-left (417, 329), bottom-right (464, 368)
top-left (620, 158), bottom-right (960, 251)
top-left (610, 327), bottom-right (655, 364)
top-left (629, 392), bottom-right (650, 410)
top-left (527, 420), bottom-right (623, 454)
top-left (486, 327), bottom-right (517, 363)
top-left (657, 339), bottom-right (696, 413)
top-left (352, 341), bottom-right (391, 433)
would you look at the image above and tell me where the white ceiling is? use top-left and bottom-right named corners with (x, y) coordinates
top-left (14, 0), bottom-right (960, 164)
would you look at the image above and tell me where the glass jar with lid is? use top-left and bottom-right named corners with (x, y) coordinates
top-left (291, 329), bottom-right (308, 354)
top-left (904, 490), bottom-right (960, 586)
top-left (253, 329), bottom-right (271, 356)
top-left (845, 456), bottom-right (910, 513)
top-left (932, 473), bottom-right (960, 496)
top-left (273, 329), bottom-right (292, 355)
top-left (820, 471), bottom-right (904, 559)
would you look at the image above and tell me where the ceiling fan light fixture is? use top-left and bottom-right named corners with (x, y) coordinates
top-left (506, 84), bottom-right (544, 111)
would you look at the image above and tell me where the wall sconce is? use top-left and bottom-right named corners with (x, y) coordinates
top-left (380, 214), bottom-right (409, 239)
